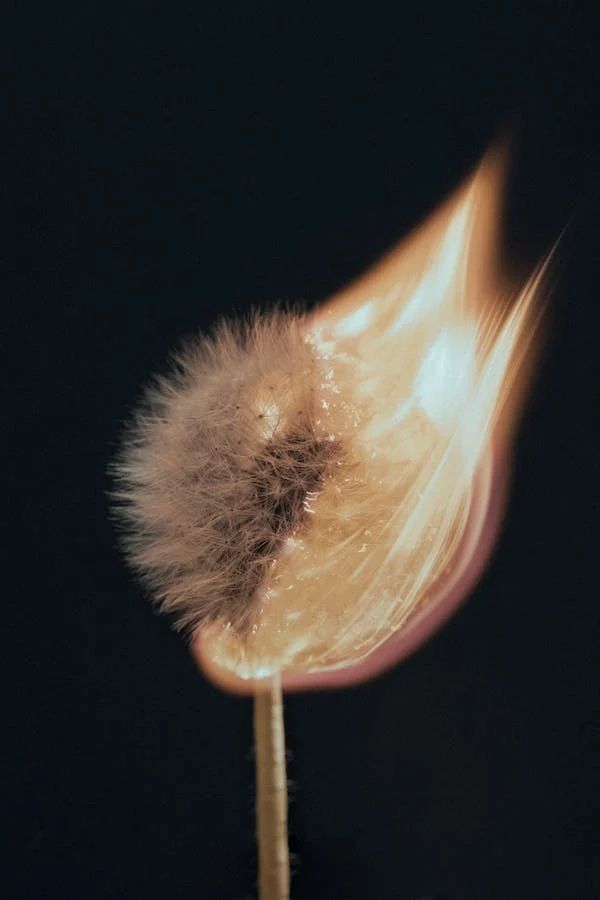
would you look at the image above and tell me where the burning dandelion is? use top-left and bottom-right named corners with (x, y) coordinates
top-left (114, 148), bottom-right (548, 689)
top-left (112, 146), bottom-right (552, 899)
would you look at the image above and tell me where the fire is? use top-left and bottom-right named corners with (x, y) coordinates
top-left (198, 148), bottom-right (549, 687)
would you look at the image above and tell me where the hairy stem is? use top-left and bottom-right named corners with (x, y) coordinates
top-left (254, 674), bottom-right (289, 900)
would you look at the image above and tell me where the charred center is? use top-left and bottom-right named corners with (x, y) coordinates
top-left (226, 427), bottom-right (339, 632)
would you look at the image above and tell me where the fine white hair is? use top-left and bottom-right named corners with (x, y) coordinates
top-left (112, 310), bottom-right (339, 637)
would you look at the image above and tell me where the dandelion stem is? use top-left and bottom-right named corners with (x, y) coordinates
top-left (254, 673), bottom-right (289, 900)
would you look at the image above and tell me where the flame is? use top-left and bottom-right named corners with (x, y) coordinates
top-left (199, 148), bottom-right (549, 686)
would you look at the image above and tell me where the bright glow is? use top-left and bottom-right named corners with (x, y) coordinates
top-left (334, 300), bottom-right (376, 337)
top-left (204, 148), bottom-right (548, 679)
top-left (414, 326), bottom-right (476, 431)
top-left (391, 200), bottom-right (471, 332)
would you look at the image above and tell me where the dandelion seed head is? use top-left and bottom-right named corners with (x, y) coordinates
top-left (113, 311), bottom-right (345, 638)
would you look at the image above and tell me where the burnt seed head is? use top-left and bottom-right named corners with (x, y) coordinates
top-left (254, 432), bottom-right (337, 537)
top-left (112, 311), bottom-right (341, 638)
top-left (214, 431), bottom-right (337, 633)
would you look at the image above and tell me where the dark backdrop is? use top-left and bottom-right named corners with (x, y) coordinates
top-left (8, 4), bottom-right (599, 899)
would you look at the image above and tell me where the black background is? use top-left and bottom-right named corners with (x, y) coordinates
top-left (8, 4), bottom-right (600, 899)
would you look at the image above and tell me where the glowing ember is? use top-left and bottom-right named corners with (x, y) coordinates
top-left (198, 149), bottom-right (549, 683)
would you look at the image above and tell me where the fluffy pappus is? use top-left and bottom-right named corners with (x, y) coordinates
top-left (112, 310), bottom-right (341, 637)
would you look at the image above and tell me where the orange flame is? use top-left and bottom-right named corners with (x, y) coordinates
top-left (197, 148), bottom-right (550, 690)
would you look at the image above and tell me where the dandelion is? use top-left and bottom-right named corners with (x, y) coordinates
top-left (114, 150), bottom-right (548, 688)
top-left (112, 148), bottom-right (551, 899)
